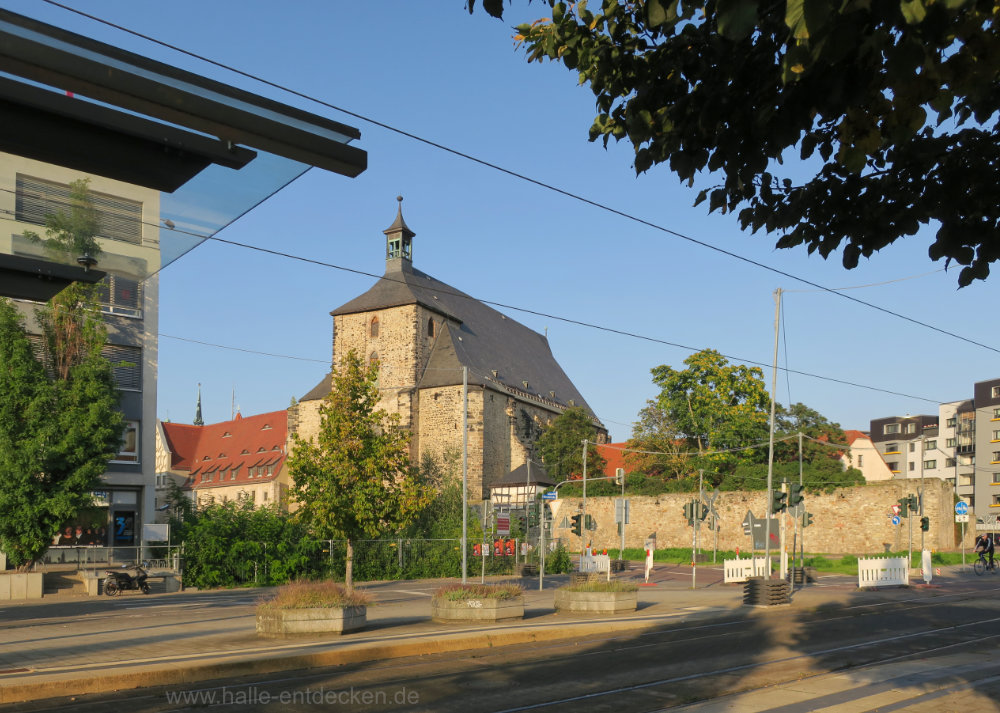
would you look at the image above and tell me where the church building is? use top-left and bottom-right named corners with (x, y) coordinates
top-left (290, 199), bottom-right (606, 499)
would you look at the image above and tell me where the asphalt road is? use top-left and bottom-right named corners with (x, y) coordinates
top-left (5, 570), bottom-right (1000, 712)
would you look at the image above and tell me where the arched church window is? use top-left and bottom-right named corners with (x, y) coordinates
top-left (370, 316), bottom-right (379, 338)
top-left (427, 318), bottom-right (435, 337)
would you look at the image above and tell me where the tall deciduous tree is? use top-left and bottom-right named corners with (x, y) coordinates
top-left (287, 351), bottom-right (431, 590)
top-left (625, 401), bottom-right (691, 481)
top-left (648, 349), bottom-right (769, 481)
top-left (0, 288), bottom-right (123, 570)
top-left (773, 402), bottom-right (849, 464)
top-left (472, 0), bottom-right (1000, 285)
top-left (536, 405), bottom-right (607, 481)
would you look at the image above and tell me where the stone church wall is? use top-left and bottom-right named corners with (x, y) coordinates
top-left (547, 478), bottom-right (966, 555)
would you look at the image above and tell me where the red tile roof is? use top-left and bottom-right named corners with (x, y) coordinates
top-left (843, 429), bottom-right (870, 445)
top-left (597, 442), bottom-right (629, 477)
top-left (161, 410), bottom-right (287, 489)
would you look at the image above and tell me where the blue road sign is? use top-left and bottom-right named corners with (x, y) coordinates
top-left (956, 501), bottom-right (969, 515)
top-left (892, 515), bottom-right (901, 526)
top-left (542, 491), bottom-right (557, 501)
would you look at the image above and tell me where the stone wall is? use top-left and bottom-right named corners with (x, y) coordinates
top-left (547, 478), bottom-right (968, 554)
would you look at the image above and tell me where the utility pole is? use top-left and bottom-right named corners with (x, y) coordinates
top-left (461, 366), bottom-right (468, 584)
top-left (764, 288), bottom-right (782, 578)
top-left (798, 431), bottom-right (805, 582)
top-left (581, 439), bottom-right (588, 566)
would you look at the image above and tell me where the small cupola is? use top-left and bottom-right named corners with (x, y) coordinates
top-left (383, 195), bottom-right (414, 273)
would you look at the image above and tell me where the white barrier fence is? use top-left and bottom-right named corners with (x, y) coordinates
top-left (581, 552), bottom-right (611, 574)
top-left (723, 556), bottom-right (772, 583)
top-left (858, 556), bottom-right (909, 588)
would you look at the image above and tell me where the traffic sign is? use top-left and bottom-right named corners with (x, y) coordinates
top-left (542, 491), bottom-right (557, 501)
top-left (956, 514), bottom-right (970, 523)
top-left (956, 501), bottom-right (969, 515)
top-left (891, 515), bottom-right (901, 526)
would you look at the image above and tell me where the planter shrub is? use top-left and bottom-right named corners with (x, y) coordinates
top-left (256, 580), bottom-right (370, 637)
top-left (554, 579), bottom-right (638, 614)
top-left (432, 583), bottom-right (524, 623)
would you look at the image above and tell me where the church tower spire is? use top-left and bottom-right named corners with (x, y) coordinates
top-left (383, 195), bottom-right (414, 274)
top-left (194, 383), bottom-right (204, 426)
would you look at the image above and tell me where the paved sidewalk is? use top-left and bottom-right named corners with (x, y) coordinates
top-left (0, 563), bottom-right (969, 704)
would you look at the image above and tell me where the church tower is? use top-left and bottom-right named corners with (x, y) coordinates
top-left (383, 195), bottom-right (414, 273)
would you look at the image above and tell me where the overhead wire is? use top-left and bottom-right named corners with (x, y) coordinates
top-left (0, 191), bottom-right (943, 404)
top-left (34, 0), bottom-right (1000, 357)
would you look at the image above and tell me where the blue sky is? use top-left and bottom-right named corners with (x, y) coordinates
top-left (8, 1), bottom-right (998, 442)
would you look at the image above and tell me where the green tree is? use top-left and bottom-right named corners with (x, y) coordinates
top-left (472, 0), bottom-right (1000, 285)
top-left (626, 400), bottom-right (692, 481)
top-left (536, 406), bottom-right (607, 482)
top-left (648, 349), bottom-right (769, 482)
top-left (0, 289), bottom-right (123, 570)
top-left (773, 402), bottom-right (849, 465)
top-left (287, 350), bottom-right (432, 590)
top-left (23, 178), bottom-right (103, 267)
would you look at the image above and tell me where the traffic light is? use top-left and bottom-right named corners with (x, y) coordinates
top-left (788, 483), bottom-right (804, 508)
top-left (802, 511), bottom-right (814, 528)
top-left (570, 513), bottom-right (583, 537)
top-left (517, 514), bottom-right (527, 532)
top-left (683, 501), bottom-right (694, 525)
top-left (898, 499), bottom-right (909, 517)
top-left (920, 516), bottom-right (930, 532)
top-left (615, 467), bottom-right (624, 486)
top-left (697, 503), bottom-right (709, 521)
top-left (770, 489), bottom-right (787, 514)
top-left (528, 504), bottom-right (539, 528)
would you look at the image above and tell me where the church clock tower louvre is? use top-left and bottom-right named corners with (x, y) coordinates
top-left (292, 199), bottom-right (607, 500)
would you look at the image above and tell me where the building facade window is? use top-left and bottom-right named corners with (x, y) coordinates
top-left (885, 443), bottom-right (899, 453)
top-left (370, 316), bottom-right (379, 338)
top-left (101, 344), bottom-right (142, 391)
top-left (946, 417), bottom-right (957, 427)
top-left (15, 175), bottom-right (143, 245)
top-left (994, 451), bottom-right (1000, 463)
top-left (857, 454), bottom-right (863, 467)
top-left (112, 421), bottom-right (139, 463)
top-left (97, 274), bottom-right (142, 318)
top-left (905, 423), bottom-right (916, 434)
top-left (909, 442), bottom-right (916, 452)
top-left (946, 458), bottom-right (956, 467)
top-left (993, 494), bottom-right (1000, 505)
top-left (993, 386), bottom-right (1000, 398)
top-left (924, 460), bottom-right (936, 469)
top-left (884, 424), bottom-right (900, 434)
top-left (887, 461), bottom-right (899, 472)
top-left (994, 429), bottom-right (1000, 441)
top-left (947, 438), bottom-right (957, 447)
top-left (925, 439), bottom-right (936, 450)
top-left (994, 407), bottom-right (1000, 419)
top-left (909, 462), bottom-right (915, 471)
top-left (993, 472), bottom-right (1000, 484)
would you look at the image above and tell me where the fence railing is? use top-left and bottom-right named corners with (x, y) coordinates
top-left (723, 556), bottom-right (772, 583)
top-left (858, 556), bottom-right (909, 588)
top-left (40, 545), bottom-right (184, 573)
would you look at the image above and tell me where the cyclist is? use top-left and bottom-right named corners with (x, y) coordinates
top-left (976, 532), bottom-right (995, 569)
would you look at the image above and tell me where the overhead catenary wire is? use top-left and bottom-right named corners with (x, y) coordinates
top-left (0, 193), bottom-right (943, 406)
top-left (33, 0), bottom-right (1000, 357)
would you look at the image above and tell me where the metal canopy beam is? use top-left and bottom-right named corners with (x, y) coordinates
top-left (0, 253), bottom-right (105, 302)
top-left (0, 77), bottom-right (257, 192)
top-left (0, 9), bottom-right (366, 179)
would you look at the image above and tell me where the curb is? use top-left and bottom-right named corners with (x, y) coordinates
top-left (0, 616), bottom-right (669, 704)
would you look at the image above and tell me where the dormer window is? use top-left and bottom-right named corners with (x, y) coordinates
top-left (258, 447), bottom-right (266, 453)
top-left (261, 424), bottom-right (272, 430)
top-left (222, 431), bottom-right (231, 438)
top-left (370, 316), bottom-right (379, 338)
top-left (241, 449), bottom-right (249, 455)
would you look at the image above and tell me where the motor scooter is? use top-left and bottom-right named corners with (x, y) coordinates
top-left (104, 561), bottom-right (150, 595)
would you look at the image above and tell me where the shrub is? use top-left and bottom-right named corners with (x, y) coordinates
top-left (433, 583), bottom-right (523, 601)
top-left (546, 543), bottom-right (573, 574)
top-left (257, 580), bottom-right (371, 612)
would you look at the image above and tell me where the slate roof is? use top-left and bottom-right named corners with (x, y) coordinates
top-left (490, 462), bottom-right (555, 487)
top-left (307, 265), bottom-right (599, 423)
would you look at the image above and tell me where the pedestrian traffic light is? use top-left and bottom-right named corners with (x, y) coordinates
top-left (770, 489), bottom-right (787, 514)
top-left (788, 483), bottom-right (804, 508)
top-left (570, 513), bottom-right (583, 537)
top-left (920, 516), bottom-right (930, 532)
top-left (802, 511), bottom-right (813, 528)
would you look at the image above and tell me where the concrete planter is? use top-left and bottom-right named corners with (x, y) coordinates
top-left (554, 588), bottom-right (637, 614)
top-left (432, 595), bottom-right (524, 623)
top-left (256, 605), bottom-right (366, 637)
top-left (0, 572), bottom-right (44, 600)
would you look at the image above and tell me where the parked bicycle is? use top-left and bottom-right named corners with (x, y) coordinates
top-left (974, 550), bottom-right (997, 576)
